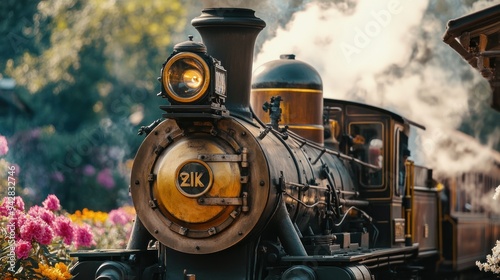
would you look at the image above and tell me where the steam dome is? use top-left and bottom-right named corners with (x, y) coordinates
top-left (251, 54), bottom-right (324, 144)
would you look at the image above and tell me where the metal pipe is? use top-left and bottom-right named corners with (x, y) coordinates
top-left (339, 198), bottom-right (369, 207)
top-left (272, 199), bottom-right (308, 256)
top-left (404, 160), bottom-right (414, 247)
top-left (126, 216), bottom-right (154, 250)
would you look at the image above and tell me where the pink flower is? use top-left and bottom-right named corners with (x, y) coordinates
top-left (19, 216), bottom-right (53, 245)
top-left (108, 209), bottom-right (132, 225)
top-left (42, 194), bottom-right (61, 211)
top-left (82, 164), bottom-right (96, 176)
top-left (28, 205), bottom-right (55, 225)
top-left (14, 196), bottom-right (25, 211)
top-left (19, 218), bottom-right (38, 241)
top-left (35, 224), bottom-right (53, 245)
top-left (74, 224), bottom-right (95, 249)
top-left (0, 135), bottom-right (8, 156)
top-left (97, 168), bottom-right (115, 190)
top-left (0, 197), bottom-right (10, 217)
top-left (13, 210), bottom-right (26, 239)
top-left (0, 196), bottom-right (25, 217)
top-left (53, 216), bottom-right (74, 245)
top-left (15, 240), bottom-right (32, 259)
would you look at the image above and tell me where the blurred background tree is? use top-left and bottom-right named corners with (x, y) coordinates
top-left (0, 0), bottom-right (188, 211)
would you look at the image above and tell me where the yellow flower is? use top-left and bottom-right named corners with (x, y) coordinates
top-left (35, 262), bottom-right (72, 280)
top-left (120, 205), bottom-right (136, 216)
top-left (69, 208), bottom-right (108, 224)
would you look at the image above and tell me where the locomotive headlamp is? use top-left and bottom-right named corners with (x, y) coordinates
top-left (159, 36), bottom-right (228, 118)
top-left (162, 52), bottom-right (210, 103)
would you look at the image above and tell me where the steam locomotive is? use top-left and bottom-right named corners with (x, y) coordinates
top-left (70, 8), bottom-right (500, 280)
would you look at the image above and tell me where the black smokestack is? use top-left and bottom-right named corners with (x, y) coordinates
top-left (192, 8), bottom-right (266, 121)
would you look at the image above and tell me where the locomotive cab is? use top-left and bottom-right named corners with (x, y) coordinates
top-left (323, 99), bottom-right (416, 200)
top-left (323, 99), bottom-right (442, 268)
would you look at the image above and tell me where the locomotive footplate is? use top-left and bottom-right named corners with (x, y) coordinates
top-left (277, 244), bottom-right (419, 266)
top-left (265, 245), bottom-right (419, 280)
top-left (71, 249), bottom-right (159, 279)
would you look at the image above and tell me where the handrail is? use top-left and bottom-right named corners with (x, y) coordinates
top-left (404, 160), bottom-right (415, 246)
top-left (287, 130), bottom-right (382, 170)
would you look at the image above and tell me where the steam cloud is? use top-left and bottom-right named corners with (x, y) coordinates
top-left (198, 0), bottom-right (500, 176)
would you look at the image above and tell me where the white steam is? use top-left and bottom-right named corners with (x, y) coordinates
top-left (254, 0), bottom-right (464, 127)
top-left (252, 0), bottom-right (500, 174)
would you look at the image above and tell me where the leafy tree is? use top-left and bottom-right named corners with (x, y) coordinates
top-left (0, 0), bottom-right (187, 211)
top-left (0, 0), bottom-right (48, 66)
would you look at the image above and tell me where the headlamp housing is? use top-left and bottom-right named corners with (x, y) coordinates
top-left (159, 36), bottom-right (227, 119)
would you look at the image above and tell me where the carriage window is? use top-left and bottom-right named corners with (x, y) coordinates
top-left (349, 123), bottom-right (384, 187)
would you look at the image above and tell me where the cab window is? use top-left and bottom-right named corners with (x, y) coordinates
top-left (349, 122), bottom-right (384, 187)
top-left (396, 131), bottom-right (410, 196)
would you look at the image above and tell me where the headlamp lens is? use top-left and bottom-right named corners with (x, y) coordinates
top-left (182, 69), bottom-right (203, 89)
top-left (163, 53), bottom-right (210, 103)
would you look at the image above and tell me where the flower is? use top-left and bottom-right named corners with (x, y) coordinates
top-left (0, 194), bottom-right (100, 279)
top-left (36, 225), bottom-right (54, 245)
top-left (19, 215), bottom-right (43, 241)
top-left (69, 208), bottom-right (108, 224)
top-left (97, 168), bottom-right (115, 189)
top-left (108, 208), bottom-right (134, 225)
top-left (0, 196), bottom-right (25, 217)
top-left (0, 135), bottom-right (8, 156)
top-left (19, 215), bottom-right (53, 245)
top-left (74, 224), bottom-right (95, 249)
top-left (12, 210), bottom-right (27, 238)
top-left (13, 196), bottom-right (25, 211)
top-left (68, 206), bottom-right (135, 249)
top-left (0, 198), bottom-right (11, 217)
top-left (35, 262), bottom-right (72, 280)
top-left (477, 192), bottom-right (500, 275)
top-left (477, 240), bottom-right (500, 274)
top-left (82, 164), bottom-right (96, 176)
top-left (53, 216), bottom-right (74, 245)
top-left (28, 205), bottom-right (55, 225)
top-left (15, 239), bottom-right (32, 259)
top-left (42, 194), bottom-right (61, 211)
top-left (0, 193), bottom-right (138, 278)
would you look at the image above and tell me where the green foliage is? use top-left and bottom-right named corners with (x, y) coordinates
top-left (459, 81), bottom-right (500, 152)
top-left (0, 0), bottom-right (187, 211)
top-left (0, 0), bottom-right (48, 64)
